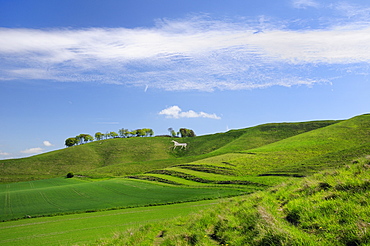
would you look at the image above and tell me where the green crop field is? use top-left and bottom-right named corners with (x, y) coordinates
top-left (1, 114), bottom-right (369, 245)
top-left (0, 178), bottom-right (246, 222)
top-left (0, 199), bottom-right (219, 246)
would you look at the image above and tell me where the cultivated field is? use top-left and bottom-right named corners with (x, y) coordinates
top-left (0, 200), bottom-right (218, 245)
top-left (0, 178), bottom-right (245, 222)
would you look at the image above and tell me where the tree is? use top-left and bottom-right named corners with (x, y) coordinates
top-left (179, 128), bottom-right (196, 138)
top-left (135, 129), bottom-right (145, 137)
top-left (66, 172), bottom-right (74, 178)
top-left (118, 128), bottom-right (129, 138)
top-left (76, 134), bottom-right (93, 144)
top-left (143, 128), bottom-right (154, 137)
top-left (75, 134), bottom-right (83, 145)
top-left (95, 132), bottom-right (103, 141)
top-left (109, 131), bottom-right (119, 138)
top-left (128, 130), bottom-right (136, 137)
top-left (168, 127), bottom-right (176, 137)
top-left (83, 134), bottom-right (94, 143)
top-left (65, 137), bottom-right (78, 147)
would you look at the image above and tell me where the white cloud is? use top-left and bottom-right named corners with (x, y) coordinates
top-left (20, 147), bottom-right (44, 154)
top-left (0, 151), bottom-right (10, 156)
top-left (292, 0), bottom-right (319, 9)
top-left (1, 11), bottom-right (370, 91)
top-left (159, 106), bottom-right (221, 119)
top-left (43, 141), bottom-right (53, 147)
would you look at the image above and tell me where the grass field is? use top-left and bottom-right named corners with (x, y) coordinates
top-left (0, 178), bottom-right (246, 222)
top-left (97, 157), bottom-right (370, 246)
top-left (1, 114), bottom-right (369, 245)
top-left (0, 199), bottom-right (219, 246)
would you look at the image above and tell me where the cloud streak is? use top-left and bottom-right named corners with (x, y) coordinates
top-left (1, 8), bottom-right (370, 91)
top-left (159, 106), bottom-right (221, 119)
top-left (20, 147), bottom-right (44, 154)
top-left (292, 0), bottom-right (319, 9)
top-left (0, 151), bottom-right (10, 156)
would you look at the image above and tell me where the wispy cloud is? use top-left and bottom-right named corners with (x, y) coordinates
top-left (292, 0), bottom-right (320, 9)
top-left (20, 147), bottom-right (44, 154)
top-left (0, 151), bottom-right (10, 156)
top-left (1, 7), bottom-right (370, 91)
top-left (159, 106), bottom-right (221, 119)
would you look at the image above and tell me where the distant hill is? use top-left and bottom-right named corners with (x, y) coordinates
top-left (0, 119), bottom-right (338, 183)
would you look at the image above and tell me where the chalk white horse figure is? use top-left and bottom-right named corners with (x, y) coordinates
top-left (171, 140), bottom-right (187, 150)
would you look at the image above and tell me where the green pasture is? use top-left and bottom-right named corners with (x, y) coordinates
top-left (0, 199), bottom-right (219, 246)
top-left (0, 178), bottom-right (245, 222)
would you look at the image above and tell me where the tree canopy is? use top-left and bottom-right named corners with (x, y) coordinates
top-left (64, 127), bottom-right (195, 147)
top-left (64, 128), bottom-right (155, 147)
top-left (179, 128), bottom-right (196, 137)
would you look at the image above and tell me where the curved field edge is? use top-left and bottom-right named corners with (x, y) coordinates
top-left (0, 178), bottom-right (247, 222)
top-left (92, 157), bottom-right (370, 246)
top-left (0, 200), bottom-right (219, 246)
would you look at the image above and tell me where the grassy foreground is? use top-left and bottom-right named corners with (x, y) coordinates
top-left (94, 157), bottom-right (370, 246)
top-left (0, 200), bottom-right (219, 246)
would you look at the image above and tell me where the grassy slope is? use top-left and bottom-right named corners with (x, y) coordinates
top-left (188, 114), bottom-right (370, 177)
top-left (0, 114), bottom-right (369, 245)
top-left (131, 117), bottom-right (370, 186)
top-left (0, 137), bottom-right (179, 183)
top-left (0, 119), bottom-right (337, 183)
top-left (95, 156), bottom-right (370, 246)
top-left (84, 120), bottom-right (337, 179)
top-left (0, 130), bottom-right (248, 183)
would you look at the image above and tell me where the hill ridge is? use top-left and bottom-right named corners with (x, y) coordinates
top-left (0, 116), bottom-right (358, 183)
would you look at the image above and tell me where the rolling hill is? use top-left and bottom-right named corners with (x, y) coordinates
top-left (0, 114), bottom-right (369, 245)
top-left (0, 119), bottom-right (337, 183)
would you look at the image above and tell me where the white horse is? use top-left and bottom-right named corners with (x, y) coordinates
top-left (171, 140), bottom-right (187, 150)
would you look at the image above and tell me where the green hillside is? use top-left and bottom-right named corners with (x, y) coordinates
top-left (103, 156), bottom-right (370, 246)
top-left (83, 120), bottom-right (337, 179)
top-left (127, 115), bottom-right (369, 188)
top-left (0, 119), bottom-right (336, 183)
top-left (0, 114), bottom-right (369, 245)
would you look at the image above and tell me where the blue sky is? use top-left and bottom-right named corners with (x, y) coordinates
top-left (0, 0), bottom-right (369, 159)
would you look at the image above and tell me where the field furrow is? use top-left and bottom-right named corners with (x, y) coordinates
top-left (3, 184), bottom-right (12, 219)
top-left (38, 191), bottom-right (65, 211)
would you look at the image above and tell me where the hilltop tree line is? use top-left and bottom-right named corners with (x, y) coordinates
top-left (65, 128), bottom-right (195, 147)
